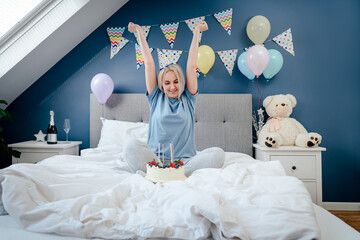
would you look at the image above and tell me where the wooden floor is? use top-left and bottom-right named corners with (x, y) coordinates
top-left (329, 210), bottom-right (360, 232)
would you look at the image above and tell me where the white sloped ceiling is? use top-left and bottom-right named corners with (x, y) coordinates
top-left (0, 0), bottom-right (128, 106)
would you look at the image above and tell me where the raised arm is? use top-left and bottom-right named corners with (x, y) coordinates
top-left (186, 21), bottom-right (208, 95)
top-left (128, 22), bottom-right (157, 95)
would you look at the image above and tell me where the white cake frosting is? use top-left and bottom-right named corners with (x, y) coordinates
top-left (145, 165), bottom-right (187, 183)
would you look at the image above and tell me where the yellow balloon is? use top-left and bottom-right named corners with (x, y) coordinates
top-left (246, 15), bottom-right (271, 45)
top-left (196, 45), bottom-right (215, 76)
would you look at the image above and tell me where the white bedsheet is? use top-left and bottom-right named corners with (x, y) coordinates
top-left (0, 146), bottom-right (320, 239)
top-left (2, 204), bottom-right (359, 240)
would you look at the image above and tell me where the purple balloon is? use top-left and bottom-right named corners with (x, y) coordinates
top-left (91, 73), bottom-right (114, 105)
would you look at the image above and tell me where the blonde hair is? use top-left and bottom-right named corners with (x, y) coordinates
top-left (158, 64), bottom-right (185, 99)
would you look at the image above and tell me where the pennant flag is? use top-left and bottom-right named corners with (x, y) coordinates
top-left (196, 66), bottom-right (201, 78)
top-left (160, 22), bottom-right (179, 48)
top-left (213, 8), bottom-right (233, 35)
top-left (157, 49), bottom-right (170, 70)
top-left (162, 49), bottom-right (182, 65)
top-left (273, 28), bottom-right (295, 56)
top-left (135, 44), bottom-right (154, 70)
top-left (134, 26), bottom-right (151, 44)
top-left (217, 49), bottom-right (238, 76)
top-left (185, 16), bottom-right (205, 42)
top-left (157, 49), bottom-right (183, 70)
top-left (107, 27), bottom-right (128, 59)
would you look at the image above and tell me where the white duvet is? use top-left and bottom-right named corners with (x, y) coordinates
top-left (0, 146), bottom-right (320, 239)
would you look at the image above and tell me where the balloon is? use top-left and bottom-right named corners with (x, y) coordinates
top-left (245, 45), bottom-right (270, 78)
top-left (246, 15), bottom-right (271, 45)
top-left (196, 45), bottom-right (215, 76)
top-left (263, 49), bottom-right (284, 79)
top-left (237, 51), bottom-right (255, 80)
top-left (91, 73), bottom-right (114, 105)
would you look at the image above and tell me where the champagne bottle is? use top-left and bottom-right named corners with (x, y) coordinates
top-left (47, 110), bottom-right (57, 144)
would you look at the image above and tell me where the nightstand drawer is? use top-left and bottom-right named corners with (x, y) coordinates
top-left (270, 155), bottom-right (316, 179)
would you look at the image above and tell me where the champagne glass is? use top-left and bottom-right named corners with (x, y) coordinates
top-left (63, 119), bottom-right (71, 142)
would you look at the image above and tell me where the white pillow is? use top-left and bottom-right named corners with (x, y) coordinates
top-left (98, 118), bottom-right (149, 148)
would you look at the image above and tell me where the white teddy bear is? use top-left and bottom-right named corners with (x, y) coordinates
top-left (258, 94), bottom-right (322, 148)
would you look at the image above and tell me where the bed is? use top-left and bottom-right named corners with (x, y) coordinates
top-left (0, 93), bottom-right (359, 240)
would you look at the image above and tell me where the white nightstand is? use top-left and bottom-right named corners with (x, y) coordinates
top-left (253, 143), bottom-right (326, 206)
top-left (8, 141), bottom-right (82, 164)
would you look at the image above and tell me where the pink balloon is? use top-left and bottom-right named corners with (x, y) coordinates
top-left (245, 45), bottom-right (270, 78)
top-left (91, 73), bottom-right (114, 105)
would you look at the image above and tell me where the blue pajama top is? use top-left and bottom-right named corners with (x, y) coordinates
top-left (146, 85), bottom-right (197, 160)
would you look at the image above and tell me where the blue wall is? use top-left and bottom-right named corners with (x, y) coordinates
top-left (3, 0), bottom-right (360, 202)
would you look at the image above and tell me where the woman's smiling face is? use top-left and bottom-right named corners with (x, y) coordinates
top-left (163, 70), bottom-right (179, 99)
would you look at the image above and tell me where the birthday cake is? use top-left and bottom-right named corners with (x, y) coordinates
top-left (145, 159), bottom-right (187, 183)
top-left (145, 143), bottom-right (187, 183)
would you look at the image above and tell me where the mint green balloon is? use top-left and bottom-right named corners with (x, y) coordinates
top-left (263, 49), bottom-right (283, 79)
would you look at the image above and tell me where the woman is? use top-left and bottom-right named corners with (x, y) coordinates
top-left (125, 21), bottom-right (224, 176)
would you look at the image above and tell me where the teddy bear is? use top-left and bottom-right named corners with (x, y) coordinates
top-left (258, 94), bottom-right (322, 148)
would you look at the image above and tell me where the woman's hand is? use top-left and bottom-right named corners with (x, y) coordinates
top-left (197, 21), bottom-right (208, 32)
top-left (128, 22), bottom-right (140, 33)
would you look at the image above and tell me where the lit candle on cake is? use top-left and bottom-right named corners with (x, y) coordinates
top-left (158, 143), bottom-right (161, 163)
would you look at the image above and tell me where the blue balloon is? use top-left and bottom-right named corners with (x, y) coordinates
top-left (237, 51), bottom-right (255, 80)
top-left (263, 49), bottom-right (284, 79)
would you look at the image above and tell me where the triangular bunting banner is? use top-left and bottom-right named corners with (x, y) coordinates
top-left (160, 22), bottom-right (179, 48)
top-left (162, 49), bottom-right (182, 65)
top-left (134, 26), bottom-right (151, 44)
top-left (213, 8), bottom-right (233, 35)
top-left (273, 28), bottom-right (295, 56)
top-left (196, 66), bottom-right (201, 78)
top-left (217, 49), bottom-right (238, 76)
top-left (157, 49), bottom-right (183, 70)
top-left (107, 9), bottom-right (298, 76)
top-left (107, 27), bottom-right (128, 59)
top-left (185, 16), bottom-right (205, 42)
top-left (117, 37), bottom-right (129, 56)
top-left (157, 49), bottom-right (170, 70)
top-left (135, 44), bottom-right (154, 70)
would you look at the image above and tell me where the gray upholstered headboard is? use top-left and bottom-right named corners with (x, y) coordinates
top-left (90, 93), bottom-right (253, 156)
